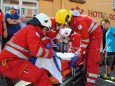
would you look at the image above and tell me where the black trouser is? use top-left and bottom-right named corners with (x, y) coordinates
top-left (2, 35), bottom-right (13, 49)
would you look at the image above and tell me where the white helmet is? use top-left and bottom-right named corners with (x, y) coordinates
top-left (35, 13), bottom-right (51, 29)
top-left (60, 28), bottom-right (72, 37)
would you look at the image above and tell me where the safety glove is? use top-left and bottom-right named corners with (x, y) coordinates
top-left (52, 50), bottom-right (62, 60)
top-left (29, 56), bottom-right (37, 64)
top-left (45, 43), bottom-right (51, 49)
top-left (70, 55), bottom-right (79, 76)
top-left (56, 42), bottom-right (59, 47)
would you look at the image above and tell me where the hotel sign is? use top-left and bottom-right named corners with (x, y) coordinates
top-left (88, 10), bottom-right (115, 20)
top-left (71, 6), bottom-right (115, 20)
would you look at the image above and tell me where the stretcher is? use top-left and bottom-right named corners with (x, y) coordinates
top-left (0, 52), bottom-right (86, 86)
top-left (14, 63), bottom-right (85, 86)
top-left (14, 61), bottom-right (85, 86)
top-left (52, 62), bottom-right (86, 86)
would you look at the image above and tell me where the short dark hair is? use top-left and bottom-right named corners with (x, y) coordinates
top-left (101, 19), bottom-right (110, 24)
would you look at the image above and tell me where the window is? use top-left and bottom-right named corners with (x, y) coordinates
top-left (112, 0), bottom-right (115, 9)
top-left (5, 7), bottom-right (10, 13)
top-left (3, 0), bottom-right (19, 4)
top-left (42, 0), bottom-right (53, 2)
top-left (21, 0), bottom-right (38, 18)
top-left (1, 0), bottom-right (38, 18)
top-left (69, 0), bottom-right (86, 4)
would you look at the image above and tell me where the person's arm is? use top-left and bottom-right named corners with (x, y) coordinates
top-left (5, 13), bottom-right (21, 24)
top-left (27, 28), bottom-right (53, 58)
top-left (3, 18), bottom-right (8, 38)
top-left (75, 20), bottom-right (89, 56)
top-left (6, 18), bottom-right (18, 24)
top-left (15, 17), bottom-right (22, 23)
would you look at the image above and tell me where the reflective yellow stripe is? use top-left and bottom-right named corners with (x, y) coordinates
top-left (87, 78), bottom-right (96, 84)
top-left (36, 47), bottom-right (43, 57)
top-left (4, 46), bottom-right (28, 60)
top-left (7, 41), bottom-right (29, 52)
top-left (89, 73), bottom-right (98, 78)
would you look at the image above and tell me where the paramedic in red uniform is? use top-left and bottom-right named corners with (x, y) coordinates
top-left (55, 9), bottom-right (102, 86)
top-left (0, 13), bottom-right (55, 86)
top-left (46, 17), bottom-right (59, 51)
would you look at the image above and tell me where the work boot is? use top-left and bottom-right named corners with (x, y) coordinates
top-left (100, 74), bottom-right (111, 80)
top-left (110, 77), bottom-right (115, 81)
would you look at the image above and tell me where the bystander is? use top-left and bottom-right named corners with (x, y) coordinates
top-left (3, 4), bottom-right (21, 48)
top-left (20, 14), bottom-right (27, 28)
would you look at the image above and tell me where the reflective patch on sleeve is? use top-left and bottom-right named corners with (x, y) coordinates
top-left (36, 47), bottom-right (43, 57)
top-left (78, 25), bottom-right (82, 30)
top-left (36, 32), bottom-right (40, 37)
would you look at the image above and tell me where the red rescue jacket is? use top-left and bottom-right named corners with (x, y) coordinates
top-left (0, 24), bottom-right (53, 60)
top-left (70, 15), bottom-right (102, 53)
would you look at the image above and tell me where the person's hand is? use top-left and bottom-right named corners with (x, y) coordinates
top-left (74, 49), bottom-right (82, 57)
top-left (70, 55), bottom-right (79, 73)
top-left (56, 42), bottom-right (59, 47)
top-left (3, 29), bottom-right (8, 38)
top-left (15, 19), bottom-right (22, 23)
top-left (29, 57), bottom-right (37, 64)
top-left (53, 50), bottom-right (57, 57)
top-left (52, 50), bottom-right (62, 60)
top-left (45, 43), bottom-right (51, 49)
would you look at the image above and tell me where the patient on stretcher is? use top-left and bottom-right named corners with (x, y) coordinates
top-left (29, 30), bottom-right (83, 84)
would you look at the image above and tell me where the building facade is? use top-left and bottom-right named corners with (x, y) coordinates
top-left (0, 0), bottom-right (115, 25)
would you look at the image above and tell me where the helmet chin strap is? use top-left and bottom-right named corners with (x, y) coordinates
top-left (65, 14), bottom-right (70, 24)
